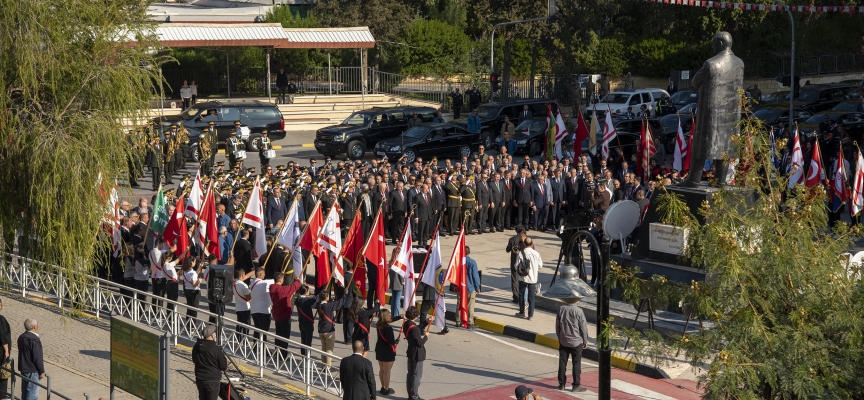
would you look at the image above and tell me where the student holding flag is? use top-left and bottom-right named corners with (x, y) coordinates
top-left (404, 305), bottom-right (433, 400)
top-left (465, 246), bottom-right (481, 330)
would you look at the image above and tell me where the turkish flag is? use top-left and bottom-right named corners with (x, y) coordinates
top-left (445, 226), bottom-right (469, 328)
top-left (363, 210), bottom-right (388, 305)
top-left (341, 209), bottom-right (367, 297)
top-left (574, 110), bottom-right (590, 156)
top-left (163, 196), bottom-right (189, 261)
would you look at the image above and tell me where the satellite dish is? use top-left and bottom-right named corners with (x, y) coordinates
top-left (847, 251), bottom-right (864, 281)
top-left (602, 200), bottom-right (641, 243)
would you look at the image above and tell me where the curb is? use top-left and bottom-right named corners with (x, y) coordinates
top-left (383, 293), bottom-right (667, 380)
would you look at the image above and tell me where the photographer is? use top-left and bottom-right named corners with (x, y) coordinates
top-left (192, 325), bottom-right (227, 400)
top-left (593, 180), bottom-right (611, 211)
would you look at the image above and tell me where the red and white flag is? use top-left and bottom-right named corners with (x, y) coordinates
top-left (318, 203), bottom-right (344, 286)
top-left (391, 220), bottom-right (415, 310)
top-left (852, 150), bottom-right (864, 216)
top-left (163, 196), bottom-right (189, 260)
top-left (241, 180), bottom-right (267, 259)
top-left (184, 169), bottom-right (205, 219)
top-left (340, 209), bottom-right (367, 296)
top-left (673, 117), bottom-right (688, 171)
top-left (601, 107), bottom-right (617, 159)
top-left (195, 184), bottom-right (220, 257)
top-left (445, 226), bottom-right (469, 328)
top-left (363, 210), bottom-right (388, 305)
top-left (805, 139), bottom-right (825, 188)
top-left (787, 128), bottom-right (805, 188)
top-left (637, 119), bottom-right (657, 182)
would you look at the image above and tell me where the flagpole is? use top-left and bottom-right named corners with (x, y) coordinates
top-left (427, 214), bottom-right (468, 333)
top-left (350, 201), bottom-right (382, 292)
top-left (289, 199), bottom-right (322, 277)
top-left (230, 175), bottom-right (260, 255)
top-left (263, 200), bottom-right (298, 270)
top-left (392, 222), bottom-right (440, 350)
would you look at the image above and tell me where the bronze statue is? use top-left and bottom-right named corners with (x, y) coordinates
top-left (686, 31), bottom-right (744, 186)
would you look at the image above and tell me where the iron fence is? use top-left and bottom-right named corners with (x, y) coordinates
top-left (744, 53), bottom-right (864, 79)
top-left (0, 252), bottom-right (343, 397)
top-left (0, 359), bottom-right (78, 400)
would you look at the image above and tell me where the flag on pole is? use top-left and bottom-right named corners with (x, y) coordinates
top-left (299, 202), bottom-right (326, 286)
top-left (552, 109), bottom-right (569, 161)
top-left (805, 139), bottom-right (825, 188)
top-left (787, 128), bottom-right (805, 188)
top-left (420, 229), bottom-right (447, 330)
top-left (150, 186), bottom-right (169, 235)
top-left (242, 180), bottom-right (268, 259)
top-left (340, 210), bottom-right (367, 296)
top-left (574, 109), bottom-right (590, 157)
top-left (637, 119), bottom-right (657, 182)
top-left (391, 220), bottom-right (415, 310)
top-left (832, 147), bottom-right (848, 212)
top-left (445, 226), bottom-right (468, 328)
top-left (601, 108), bottom-right (617, 160)
top-left (673, 117), bottom-right (688, 171)
top-left (276, 201), bottom-right (302, 278)
top-left (184, 169), bottom-right (205, 219)
top-left (545, 103), bottom-right (555, 160)
top-left (769, 129), bottom-right (781, 170)
top-left (163, 196), bottom-right (189, 260)
top-left (852, 149), bottom-right (864, 216)
top-left (589, 110), bottom-right (600, 155)
top-left (196, 185), bottom-right (220, 257)
top-left (318, 203), bottom-right (345, 287)
top-left (363, 210), bottom-right (388, 305)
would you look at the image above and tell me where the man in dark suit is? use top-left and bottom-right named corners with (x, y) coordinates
top-left (431, 176), bottom-right (446, 230)
top-left (266, 187), bottom-right (287, 229)
top-left (501, 171), bottom-right (514, 229)
top-left (264, 243), bottom-right (290, 279)
top-left (519, 105), bottom-right (533, 120)
top-left (489, 173), bottom-right (504, 232)
top-left (234, 230), bottom-right (254, 273)
top-left (389, 181), bottom-right (408, 245)
top-left (475, 173), bottom-right (491, 234)
top-left (548, 169), bottom-right (565, 230)
top-left (339, 341), bottom-right (377, 400)
top-left (340, 187), bottom-right (358, 237)
top-left (564, 169), bottom-right (581, 214)
top-left (512, 169), bottom-right (534, 228)
top-left (414, 184), bottom-right (433, 246)
top-left (405, 306), bottom-right (431, 400)
top-left (667, 79), bottom-right (677, 95)
top-left (532, 175), bottom-right (551, 232)
top-left (304, 186), bottom-right (320, 217)
top-left (308, 158), bottom-right (319, 179)
top-left (616, 162), bottom-right (633, 184)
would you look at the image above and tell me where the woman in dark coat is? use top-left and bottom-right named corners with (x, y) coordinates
top-left (348, 297), bottom-right (380, 351)
top-left (375, 309), bottom-right (399, 396)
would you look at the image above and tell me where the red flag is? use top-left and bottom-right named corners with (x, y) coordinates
top-left (363, 209), bottom-right (388, 305)
top-left (164, 196), bottom-right (189, 260)
top-left (445, 226), bottom-right (469, 328)
top-left (805, 139), bottom-right (825, 188)
top-left (574, 109), bottom-right (590, 156)
top-left (683, 121), bottom-right (694, 171)
top-left (341, 209), bottom-right (367, 297)
top-left (637, 119), bottom-right (657, 182)
top-left (196, 185), bottom-right (220, 258)
top-left (299, 202), bottom-right (323, 253)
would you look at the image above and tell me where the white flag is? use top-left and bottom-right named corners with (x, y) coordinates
top-left (317, 203), bottom-right (344, 286)
top-left (391, 221), bottom-right (415, 310)
top-left (241, 180), bottom-right (268, 259)
top-left (852, 151), bottom-right (864, 216)
top-left (184, 169), bottom-right (204, 219)
top-left (673, 118), bottom-right (688, 171)
top-left (552, 110), bottom-right (569, 161)
top-left (420, 230), bottom-right (447, 330)
top-left (787, 129), bottom-right (805, 189)
top-left (277, 201), bottom-right (302, 278)
top-left (601, 109), bottom-right (617, 159)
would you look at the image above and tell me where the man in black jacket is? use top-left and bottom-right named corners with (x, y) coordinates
top-left (18, 319), bottom-right (44, 400)
top-left (192, 324), bottom-right (227, 400)
top-left (414, 184), bottom-right (433, 246)
top-left (405, 306), bottom-right (433, 400)
top-left (317, 276), bottom-right (354, 367)
top-left (388, 181), bottom-right (408, 245)
top-left (233, 230), bottom-right (254, 274)
top-left (340, 340), bottom-right (377, 400)
top-left (512, 169), bottom-right (534, 228)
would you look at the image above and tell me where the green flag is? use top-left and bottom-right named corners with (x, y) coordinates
top-left (150, 186), bottom-right (169, 235)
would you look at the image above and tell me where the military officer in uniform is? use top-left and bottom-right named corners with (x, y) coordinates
top-left (444, 175), bottom-right (461, 236)
top-left (226, 124), bottom-right (244, 170)
top-left (163, 128), bottom-right (176, 184)
top-left (204, 121), bottom-right (219, 171)
top-left (460, 176), bottom-right (477, 234)
top-left (166, 124), bottom-right (181, 173)
top-left (150, 137), bottom-right (164, 190)
top-left (198, 128), bottom-right (214, 175)
top-left (321, 185), bottom-right (337, 214)
top-left (176, 122), bottom-right (189, 170)
top-left (256, 130), bottom-right (273, 173)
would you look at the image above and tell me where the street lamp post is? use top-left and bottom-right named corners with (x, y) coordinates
top-left (776, 0), bottom-right (795, 128)
top-left (489, 17), bottom-right (550, 102)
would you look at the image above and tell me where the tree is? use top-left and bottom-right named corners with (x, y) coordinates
top-left (397, 19), bottom-right (472, 76)
top-left (0, 0), bottom-right (159, 274)
top-left (571, 32), bottom-right (628, 76)
top-left (611, 100), bottom-right (864, 398)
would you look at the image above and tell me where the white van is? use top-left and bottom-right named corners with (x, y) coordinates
top-left (590, 88), bottom-right (670, 115)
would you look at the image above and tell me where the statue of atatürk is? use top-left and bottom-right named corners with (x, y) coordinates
top-left (686, 31), bottom-right (744, 186)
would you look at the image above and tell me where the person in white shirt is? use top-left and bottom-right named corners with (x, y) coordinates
top-left (163, 251), bottom-right (181, 313)
top-left (249, 267), bottom-right (274, 340)
top-left (514, 237), bottom-right (542, 320)
top-left (233, 268), bottom-right (256, 336)
top-left (180, 80), bottom-right (192, 109)
top-left (182, 256), bottom-right (206, 318)
top-left (190, 80), bottom-right (198, 105)
top-left (133, 244), bottom-right (150, 301)
top-left (149, 239), bottom-right (170, 307)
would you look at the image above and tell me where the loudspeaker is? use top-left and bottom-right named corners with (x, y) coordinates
top-left (207, 265), bottom-right (234, 304)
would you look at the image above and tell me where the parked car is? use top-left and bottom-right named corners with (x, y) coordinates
top-left (580, 118), bottom-right (658, 160)
top-left (793, 84), bottom-right (859, 113)
top-left (472, 99), bottom-right (560, 150)
top-left (373, 123), bottom-right (481, 162)
top-left (760, 91), bottom-right (789, 104)
top-left (659, 113), bottom-right (694, 153)
top-left (752, 105), bottom-right (812, 129)
top-left (511, 117), bottom-right (549, 156)
top-left (798, 111), bottom-right (864, 143)
top-left (669, 89), bottom-right (697, 111)
top-left (151, 101), bottom-right (286, 162)
top-left (590, 88), bottom-right (670, 116)
top-left (314, 106), bottom-right (437, 160)
top-left (831, 100), bottom-right (862, 112)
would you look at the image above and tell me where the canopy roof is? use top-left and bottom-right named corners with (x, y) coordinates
top-left (153, 23), bottom-right (375, 49)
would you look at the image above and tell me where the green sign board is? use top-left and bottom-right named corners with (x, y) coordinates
top-left (110, 316), bottom-right (163, 400)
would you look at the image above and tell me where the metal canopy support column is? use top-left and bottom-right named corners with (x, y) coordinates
top-left (226, 51), bottom-right (231, 98)
top-left (360, 49), bottom-right (367, 109)
top-left (266, 48), bottom-right (272, 103)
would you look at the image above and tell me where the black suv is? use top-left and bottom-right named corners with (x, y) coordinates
top-left (793, 84), bottom-right (859, 113)
top-left (152, 101), bottom-right (286, 161)
top-left (374, 123), bottom-right (481, 162)
top-left (473, 99), bottom-right (560, 149)
top-left (315, 106), bottom-right (437, 160)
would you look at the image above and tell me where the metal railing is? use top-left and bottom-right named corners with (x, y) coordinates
top-left (0, 359), bottom-right (78, 400)
top-left (0, 252), bottom-right (343, 396)
top-left (744, 53), bottom-right (864, 79)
